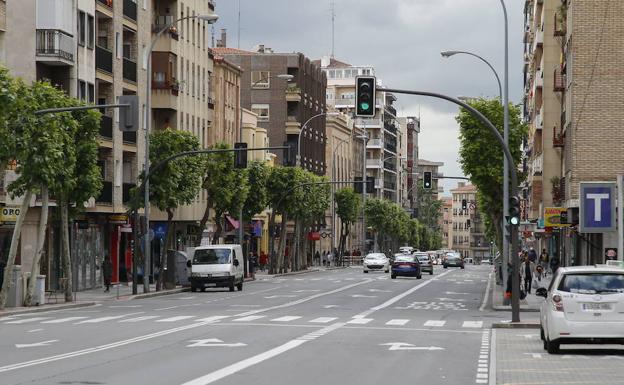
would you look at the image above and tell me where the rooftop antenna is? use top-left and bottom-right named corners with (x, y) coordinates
top-left (331, 0), bottom-right (335, 58)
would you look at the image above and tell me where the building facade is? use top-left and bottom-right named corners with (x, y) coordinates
top-left (440, 197), bottom-right (452, 249)
top-left (449, 184), bottom-right (489, 260)
top-left (417, 159), bottom-right (444, 200)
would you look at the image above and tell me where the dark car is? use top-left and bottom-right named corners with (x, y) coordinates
top-left (414, 252), bottom-right (433, 275)
top-left (443, 253), bottom-right (465, 269)
top-left (391, 254), bottom-right (422, 279)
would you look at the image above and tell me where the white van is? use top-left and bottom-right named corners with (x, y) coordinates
top-left (187, 244), bottom-right (244, 292)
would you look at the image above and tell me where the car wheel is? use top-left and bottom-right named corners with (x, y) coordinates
top-left (191, 286), bottom-right (197, 292)
top-left (391, 274), bottom-right (396, 279)
top-left (417, 273), bottom-right (422, 279)
top-left (461, 265), bottom-right (465, 269)
top-left (229, 282), bottom-right (235, 292)
top-left (546, 338), bottom-right (560, 354)
top-left (540, 326), bottom-right (545, 341)
top-left (429, 270), bottom-right (433, 275)
top-left (237, 281), bottom-right (243, 291)
top-left (200, 287), bottom-right (206, 292)
top-left (363, 270), bottom-right (369, 274)
top-left (384, 270), bottom-right (389, 273)
top-left (443, 265), bottom-right (448, 269)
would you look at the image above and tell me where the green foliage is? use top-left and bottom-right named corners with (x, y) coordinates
top-left (456, 98), bottom-right (527, 250)
top-left (364, 198), bottom-right (411, 245)
top-left (145, 128), bottom-right (205, 212)
top-left (266, 166), bottom-right (305, 216)
top-left (335, 188), bottom-right (361, 226)
top-left (414, 185), bottom-right (442, 230)
top-left (242, 161), bottom-right (269, 219)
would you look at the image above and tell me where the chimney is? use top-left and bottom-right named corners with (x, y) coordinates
top-left (216, 29), bottom-right (227, 48)
top-left (257, 44), bottom-right (265, 53)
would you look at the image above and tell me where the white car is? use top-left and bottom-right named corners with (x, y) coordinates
top-left (363, 253), bottom-right (390, 273)
top-left (539, 265), bottom-right (624, 354)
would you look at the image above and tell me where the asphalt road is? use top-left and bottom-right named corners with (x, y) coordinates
top-left (0, 264), bottom-right (506, 385)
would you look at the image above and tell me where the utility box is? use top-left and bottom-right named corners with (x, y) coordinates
top-left (6, 265), bottom-right (22, 307)
top-left (34, 275), bottom-right (46, 305)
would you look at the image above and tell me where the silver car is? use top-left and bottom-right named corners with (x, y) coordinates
top-left (363, 253), bottom-right (390, 273)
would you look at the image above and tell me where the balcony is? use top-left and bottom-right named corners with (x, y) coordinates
top-left (123, 58), bottom-right (137, 83)
top-left (123, 131), bottom-right (137, 144)
top-left (535, 107), bottom-right (543, 130)
top-left (208, 96), bottom-right (215, 110)
top-left (153, 16), bottom-right (180, 40)
top-left (285, 85), bottom-right (302, 102)
top-left (532, 154), bottom-right (543, 176)
top-left (533, 29), bottom-right (544, 52)
top-left (554, 12), bottom-right (566, 37)
top-left (535, 68), bottom-right (543, 88)
top-left (553, 126), bottom-right (565, 148)
top-left (97, 0), bottom-right (113, 7)
top-left (99, 115), bottom-right (113, 139)
top-left (354, 118), bottom-right (381, 128)
top-left (285, 116), bottom-right (301, 135)
top-left (122, 183), bottom-right (135, 204)
top-left (385, 105), bottom-right (397, 117)
top-left (553, 68), bottom-right (565, 92)
top-left (36, 29), bottom-right (74, 65)
top-left (96, 181), bottom-right (113, 205)
top-left (366, 159), bottom-right (383, 169)
top-left (366, 138), bottom-right (383, 149)
top-left (123, 0), bottom-right (137, 22)
top-left (384, 121), bottom-right (397, 135)
top-left (96, 45), bottom-right (113, 74)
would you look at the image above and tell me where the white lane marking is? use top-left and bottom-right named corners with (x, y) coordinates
top-left (180, 323), bottom-right (344, 385)
top-left (109, 305), bottom-right (142, 308)
top-left (233, 315), bottom-right (265, 322)
top-left (445, 291), bottom-right (470, 295)
top-left (229, 304), bottom-right (261, 307)
top-left (385, 319), bottom-right (409, 326)
top-left (479, 271), bottom-right (493, 312)
top-left (0, 318), bottom-right (224, 373)
top-left (75, 315), bottom-right (128, 324)
top-left (119, 316), bottom-right (160, 323)
top-left (293, 290), bottom-right (320, 293)
top-left (156, 316), bottom-right (196, 323)
top-left (380, 343), bottom-right (444, 351)
top-left (195, 316), bottom-right (229, 323)
top-left (154, 306), bottom-right (179, 311)
top-left (369, 289), bottom-right (391, 293)
top-left (424, 320), bottom-right (446, 327)
top-left (6, 317), bottom-right (50, 324)
top-left (323, 305), bottom-right (339, 308)
top-left (264, 295), bottom-right (297, 299)
top-left (309, 317), bottom-right (338, 324)
top-left (489, 330), bottom-right (496, 385)
top-left (0, 316), bottom-right (16, 321)
top-left (352, 294), bottom-right (377, 298)
top-left (41, 317), bottom-right (88, 324)
top-left (462, 321), bottom-right (483, 328)
top-left (270, 316), bottom-right (301, 322)
top-left (15, 340), bottom-right (59, 348)
top-left (187, 339), bottom-right (246, 348)
top-left (346, 318), bottom-right (372, 325)
top-left (356, 270), bottom-right (453, 318)
top-left (27, 329), bottom-right (44, 333)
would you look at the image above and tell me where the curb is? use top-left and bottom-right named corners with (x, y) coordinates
top-left (129, 287), bottom-right (189, 300)
top-left (325, 266), bottom-right (348, 271)
top-left (272, 268), bottom-right (321, 277)
top-left (0, 301), bottom-right (97, 316)
top-left (492, 305), bottom-right (540, 312)
top-left (492, 322), bottom-right (540, 329)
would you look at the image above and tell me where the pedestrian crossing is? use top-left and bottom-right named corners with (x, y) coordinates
top-left (1, 314), bottom-right (490, 330)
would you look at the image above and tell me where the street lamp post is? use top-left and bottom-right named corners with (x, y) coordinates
top-left (356, 133), bottom-right (368, 254)
top-left (331, 138), bottom-right (349, 259)
top-left (143, 14), bottom-right (218, 293)
top-left (440, 51), bottom-right (502, 102)
top-left (297, 112), bottom-right (339, 169)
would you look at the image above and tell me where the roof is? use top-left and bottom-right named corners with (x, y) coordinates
top-left (312, 57), bottom-right (352, 68)
top-left (212, 47), bottom-right (255, 55)
top-left (418, 159), bottom-right (444, 167)
top-left (450, 184), bottom-right (477, 193)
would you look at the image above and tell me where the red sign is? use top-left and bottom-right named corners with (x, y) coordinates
top-left (307, 232), bottom-right (321, 241)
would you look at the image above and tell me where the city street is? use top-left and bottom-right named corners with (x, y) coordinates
top-left (0, 265), bottom-right (503, 385)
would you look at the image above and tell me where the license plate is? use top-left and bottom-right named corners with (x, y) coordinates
top-left (582, 303), bottom-right (612, 311)
top-left (400, 264), bottom-right (411, 268)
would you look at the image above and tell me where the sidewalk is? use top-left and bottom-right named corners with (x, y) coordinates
top-left (492, 274), bottom-right (551, 312)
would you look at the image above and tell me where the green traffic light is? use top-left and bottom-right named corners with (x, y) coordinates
top-left (360, 102), bottom-right (370, 111)
top-left (510, 216), bottom-right (520, 225)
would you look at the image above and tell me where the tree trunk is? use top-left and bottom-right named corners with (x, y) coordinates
top-left (164, 208), bottom-right (176, 290)
top-left (268, 210), bottom-right (276, 274)
top-left (212, 214), bottom-right (223, 245)
top-left (292, 219), bottom-right (300, 272)
top-left (276, 213), bottom-right (288, 274)
top-left (0, 190), bottom-right (33, 309)
top-left (60, 199), bottom-right (73, 302)
top-left (25, 186), bottom-right (49, 306)
top-left (195, 195), bottom-right (212, 247)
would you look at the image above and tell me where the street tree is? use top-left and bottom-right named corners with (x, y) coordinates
top-left (456, 98), bottom-right (527, 252)
top-left (335, 188), bottom-right (361, 263)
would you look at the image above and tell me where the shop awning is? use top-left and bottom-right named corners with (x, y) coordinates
top-left (226, 215), bottom-right (239, 230)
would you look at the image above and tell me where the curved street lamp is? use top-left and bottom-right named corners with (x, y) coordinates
top-left (297, 111), bottom-right (339, 169)
top-left (440, 50), bottom-right (502, 102)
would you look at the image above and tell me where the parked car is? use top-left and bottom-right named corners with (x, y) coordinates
top-left (391, 254), bottom-right (422, 279)
top-left (443, 253), bottom-right (465, 269)
top-left (481, 258), bottom-right (492, 265)
top-left (539, 265), bottom-right (624, 354)
top-left (414, 252), bottom-right (434, 275)
top-left (363, 253), bottom-right (390, 273)
top-left (464, 257), bottom-right (474, 264)
top-left (399, 246), bottom-right (414, 254)
top-left (187, 244), bottom-right (244, 292)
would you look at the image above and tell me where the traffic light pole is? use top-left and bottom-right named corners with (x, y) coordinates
top-left (379, 87), bottom-right (521, 322)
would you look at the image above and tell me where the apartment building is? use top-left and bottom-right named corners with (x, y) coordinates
top-left (417, 159), bottom-right (444, 199)
top-left (439, 197), bottom-right (453, 249)
top-left (404, 117), bottom-right (420, 213)
top-left (215, 45), bottom-right (327, 176)
top-left (523, 0), bottom-right (624, 266)
top-left (449, 183), bottom-right (489, 260)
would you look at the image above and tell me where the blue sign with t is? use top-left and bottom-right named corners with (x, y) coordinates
top-left (580, 182), bottom-right (616, 233)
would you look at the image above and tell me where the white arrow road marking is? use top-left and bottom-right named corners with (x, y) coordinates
top-left (352, 294), bottom-right (377, 298)
top-left (42, 317), bottom-right (88, 324)
top-left (437, 298), bottom-right (469, 302)
top-left (380, 343), bottom-right (445, 351)
top-left (264, 295), bottom-right (297, 299)
top-left (15, 340), bottom-right (59, 348)
top-left (187, 339), bottom-right (246, 348)
top-left (369, 289), bottom-right (391, 293)
top-left (524, 353), bottom-right (544, 359)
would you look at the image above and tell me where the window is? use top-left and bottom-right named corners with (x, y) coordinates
top-left (87, 14), bottom-right (95, 49)
top-left (251, 104), bottom-right (270, 122)
top-left (115, 32), bottom-right (121, 59)
top-left (328, 70), bottom-right (335, 79)
top-left (88, 83), bottom-right (95, 103)
top-left (251, 71), bottom-right (270, 88)
top-left (78, 80), bottom-right (86, 101)
top-left (362, 68), bottom-right (371, 75)
top-left (78, 11), bottom-right (85, 46)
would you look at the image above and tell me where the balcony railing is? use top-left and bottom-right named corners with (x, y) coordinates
top-left (532, 154), bottom-right (543, 175)
top-left (123, 0), bottom-right (137, 21)
top-left (36, 29), bottom-right (74, 62)
top-left (96, 45), bottom-right (113, 73)
top-left (554, 12), bottom-right (566, 37)
top-left (123, 131), bottom-right (137, 144)
top-left (366, 138), bottom-right (383, 148)
top-left (123, 58), bottom-right (137, 82)
top-left (366, 159), bottom-right (382, 168)
top-left (553, 126), bottom-right (565, 148)
top-left (153, 16), bottom-right (179, 40)
top-left (553, 68), bottom-right (565, 92)
top-left (96, 181), bottom-right (113, 204)
top-left (97, 0), bottom-right (113, 7)
top-left (99, 115), bottom-right (113, 139)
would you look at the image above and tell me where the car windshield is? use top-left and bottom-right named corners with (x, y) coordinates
top-left (558, 273), bottom-right (624, 294)
top-left (395, 255), bottom-right (415, 262)
top-left (193, 248), bottom-right (231, 265)
top-left (365, 254), bottom-right (385, 260)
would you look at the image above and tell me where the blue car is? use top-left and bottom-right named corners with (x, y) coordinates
top-left (391, 254), bottom-right (422, 279)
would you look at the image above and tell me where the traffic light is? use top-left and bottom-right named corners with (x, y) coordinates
top-left (234, 142), bottom-right (248, 168)
top-left (366, 176), bottom-right (375, 193)
top-left (423, 171), bottom-right (432, 189)
top-left (118, 95), bottom-right (139, 132)
top-left (462, 199), bottom-right (467, 211)
top-left (508, 195), bottom-right (521, 225)
top-left (353, 177), bottom-right (363, 193)
top-left (355, 76), bottom-right (376, 117)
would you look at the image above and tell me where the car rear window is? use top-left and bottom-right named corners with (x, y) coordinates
top-left (193, 248), bottom-right (231, 265)
top-left (395, 255), bottom-right (415, 262)
top-left (557, 273), bottom-right (624, 294)
top-left (415, 254), bottom-right (429, 262)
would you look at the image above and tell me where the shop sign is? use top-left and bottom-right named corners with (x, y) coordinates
top-left (108, 214), bottom-right (128, 225)
top-left (307, 232), bottom-right (321, 241)
top-left (544, 207), bottom-right (570, 228)
top-left (1, 206), bottom-right (21, 222)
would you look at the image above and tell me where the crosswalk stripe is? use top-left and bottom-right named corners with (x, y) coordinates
top-left (386, 319), bottom-right (409, 326)
top-left (233, 315), bottom-right (265, 322)
top-left (156, 316), bottom-right (196, 323)
top-left (346, 318), bottom-right (373, 325)
top-left (309, 317), bottom-right (338, 324)
top-left (270, 316), bottom-right (302, 322)
top-left (75, 316), bottom-right (127, 324)
top-left (424, 320), bottom-right (446, 327)
top-left (462, 321), bottom-right (483, 328)
top-left (41, 317), bottom-right (88, 324)
top-left (6, 317), bottom-right (50, 324)
top-left (119, 316), bottom-right (160, 323)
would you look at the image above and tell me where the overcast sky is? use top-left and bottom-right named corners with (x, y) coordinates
top-left (213, 0), bottom-right (525, 195)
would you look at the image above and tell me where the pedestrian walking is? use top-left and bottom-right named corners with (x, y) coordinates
top-left (315, 250), bottom-right (321, 267)
top-left (102, 255), bottom-right (112, 292)
top-left (259, 251), bottom-right (268, 272)
top-left (249, 252), bottom-right (258, 279)
top-left (528, 248), bottom-right (537, 263)
top-left (539, 248), bottom-right (549, 274)
top-left (550, 255), bottom-right (560, 276)
top-left (520, 255), bottom-right (536, 294)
